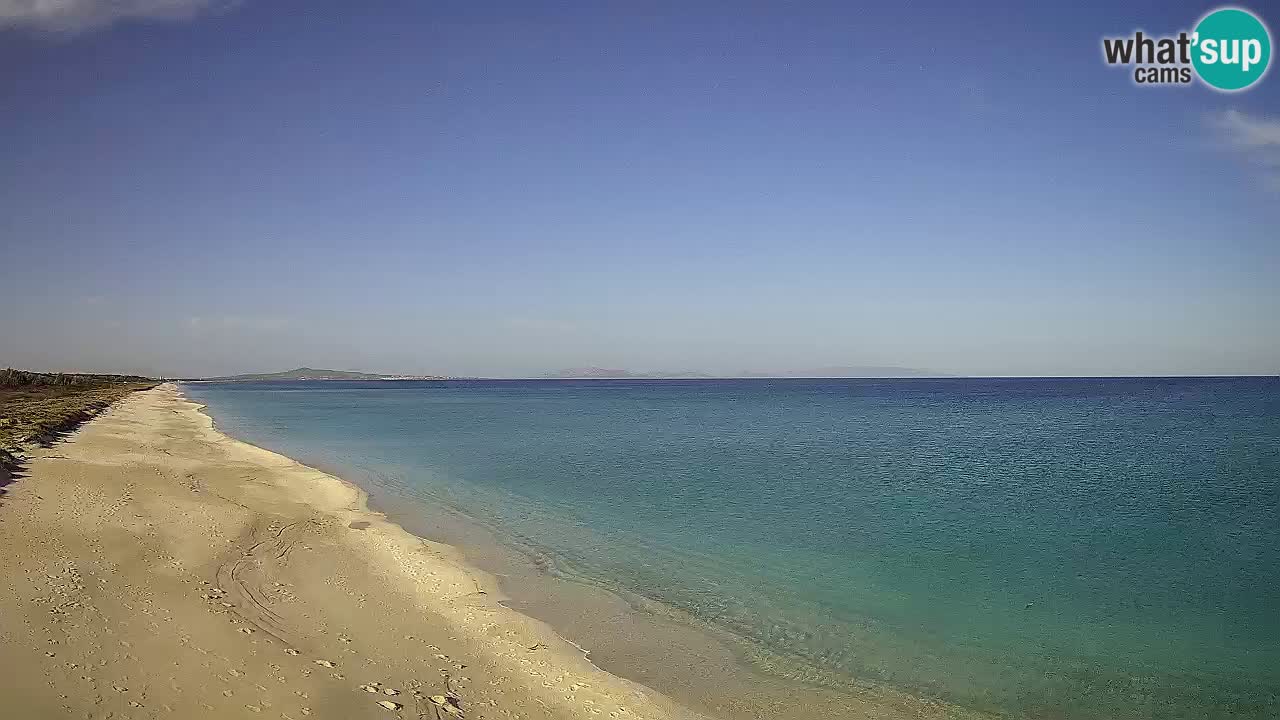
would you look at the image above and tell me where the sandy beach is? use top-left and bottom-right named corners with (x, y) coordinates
top-left (0, 384), bottom-right (704, 720)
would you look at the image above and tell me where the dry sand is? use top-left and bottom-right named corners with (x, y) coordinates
top-left (0, 384), bottom-right (705, 720)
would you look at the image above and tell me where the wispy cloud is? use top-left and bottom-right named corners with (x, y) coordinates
top-left (1208, 109), bottom-right (1280, 192)
top-left (0, 0), bottom-right (231, 33)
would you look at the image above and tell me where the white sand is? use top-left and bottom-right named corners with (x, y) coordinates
top-left (0, 384), bottom-right (705, 719)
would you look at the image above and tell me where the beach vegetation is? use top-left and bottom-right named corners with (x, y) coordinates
top-left (0, 369), bottom-right (155, 458)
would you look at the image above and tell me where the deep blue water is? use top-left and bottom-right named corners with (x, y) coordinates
top-left (182, 378), bottom-right (1280, 718)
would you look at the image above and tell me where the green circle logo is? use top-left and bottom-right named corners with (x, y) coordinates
top-left (1192, 8), bottom-right (1272, 91)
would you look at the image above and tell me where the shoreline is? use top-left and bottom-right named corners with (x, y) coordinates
top-left (0, 382), bottom-right (981, 719)
top-left (183, 385), bottom-right (986, 720)
top-left (0, 384), bottom-right (704, 719)
top-left (361, 490), bottom-right (989, 720)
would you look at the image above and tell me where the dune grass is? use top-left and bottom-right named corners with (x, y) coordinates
top-left (0, 369), bottom-right (155, 459)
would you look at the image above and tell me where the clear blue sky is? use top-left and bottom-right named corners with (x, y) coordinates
top-left (1, 0), bottom-right (1277, 377)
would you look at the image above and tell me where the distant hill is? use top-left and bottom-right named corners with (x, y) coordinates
top-left (203, 367), bottom-right (445, 381)
top-left (542, 367), bottom-right (714, 379)
top-left (208, 366), bottom-right (946, 382)
top-left (740, 365), bottom-right (948, 378)
top-left (543, 365), bottom-right (945, 379)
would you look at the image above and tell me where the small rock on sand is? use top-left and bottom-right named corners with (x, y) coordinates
top-left (313, 659), bottom-right (334, 668)
top-left (377, 699), bottom-right (402, 711)
top-left (429, 694), bottom-right (464, 716)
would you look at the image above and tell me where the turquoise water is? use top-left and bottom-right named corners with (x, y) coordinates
top-left (183, 378), bottom-right (1280, 718)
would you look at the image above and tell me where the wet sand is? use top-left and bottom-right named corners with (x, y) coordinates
top-left (0, 384), bottom-right (700, 719)
top-left (0, 383), bottom-right (980, 720)
top-left (373, 492), bottom-right (984, 720)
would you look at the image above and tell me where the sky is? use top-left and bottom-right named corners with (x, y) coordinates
top-left (1, 0), bottom-right (1277, 378)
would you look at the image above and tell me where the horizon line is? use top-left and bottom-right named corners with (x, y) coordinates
top-left (181, 374), bottom-right (1280, 381)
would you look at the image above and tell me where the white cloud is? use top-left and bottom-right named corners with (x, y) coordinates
top-left (1208, 109), bottom-right (1280, 191)
top-left (1211, 109), bottom-right (1280, 147)
top-left (0, 0), bottom-right (228, 33)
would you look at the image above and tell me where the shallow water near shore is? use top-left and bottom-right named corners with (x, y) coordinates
top-left (183, 377), bottom-right (1280, 719)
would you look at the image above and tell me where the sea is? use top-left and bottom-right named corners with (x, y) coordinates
top-left (182, 377), bottom-right (1280, 719)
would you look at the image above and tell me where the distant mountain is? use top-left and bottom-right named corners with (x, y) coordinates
top-left (542, 367), bottom-right (714, 379)
top-left (203, 367), bottom-right (446, 381)
top-left (543, 365), bottom-right (946, 379)
top-left (740, 365), bottom-right (948, 378)
top-left (210, 366), bottom-right (947, 382)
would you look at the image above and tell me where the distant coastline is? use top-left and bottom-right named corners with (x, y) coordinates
top-left (196, 367), bottom-right (448, 382)
top-left (190, 365), bottom-right (953, 382)
top-left (188, 366), bottom-right (1277, 383)
top-left (540, 365), bottom-right (949, 379)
